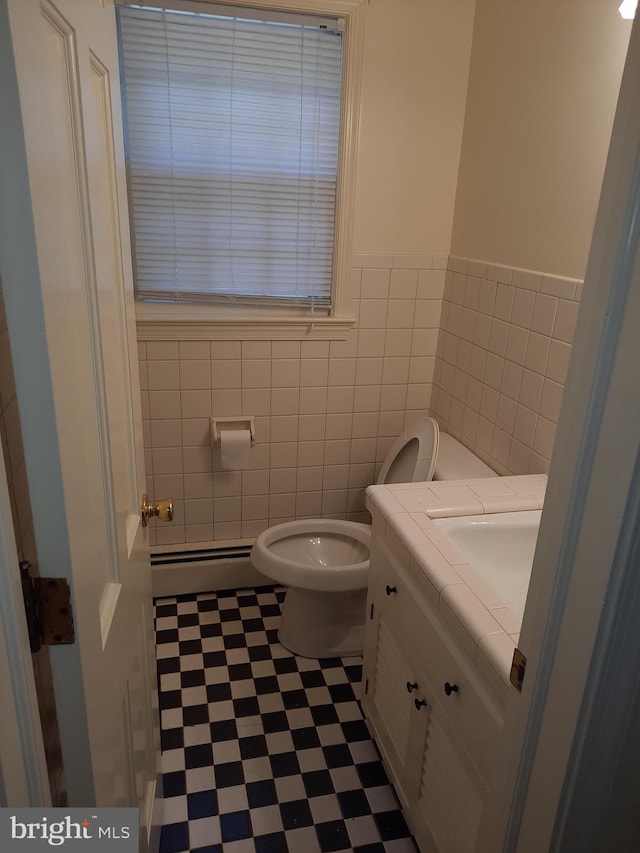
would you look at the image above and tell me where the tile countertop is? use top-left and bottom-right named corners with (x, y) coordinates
top-left (365, 475), bottom-right (547, 703)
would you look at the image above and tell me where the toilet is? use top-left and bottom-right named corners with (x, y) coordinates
top-left (251, 420), bottom-right (495, 658)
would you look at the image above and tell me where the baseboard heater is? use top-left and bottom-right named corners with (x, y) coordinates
top-left (150, 541), bottom-right (270, 599)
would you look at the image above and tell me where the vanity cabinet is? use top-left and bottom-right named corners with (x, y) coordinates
top-left (362, 535), bottom-right (505, 853)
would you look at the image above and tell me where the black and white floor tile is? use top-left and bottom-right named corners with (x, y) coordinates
top-left (155, 586), bottom-right (417, 852)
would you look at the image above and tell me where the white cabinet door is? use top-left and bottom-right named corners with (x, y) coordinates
top-left (0, 0), bottom-right (160, 846)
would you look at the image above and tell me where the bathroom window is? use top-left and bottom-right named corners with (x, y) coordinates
top-left (117, 0), bottom-right (363, 339)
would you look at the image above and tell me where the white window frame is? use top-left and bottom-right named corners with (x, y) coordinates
top-left (127, 0), bottom-right (366, 341)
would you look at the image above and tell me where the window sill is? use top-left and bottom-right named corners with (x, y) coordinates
top-left (135, 301), bottom-right (357, 341)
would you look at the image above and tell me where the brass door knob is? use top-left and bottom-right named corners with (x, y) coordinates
top-left (141, 494), bottom-right (174, 527)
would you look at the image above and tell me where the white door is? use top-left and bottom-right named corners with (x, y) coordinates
top-left (0, 0), bottom-right (161, 848)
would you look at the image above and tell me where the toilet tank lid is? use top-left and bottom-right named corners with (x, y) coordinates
top-left (433, 433), bottom-right (496, 480)
top-left (376, 417), bottom-right (440, 485)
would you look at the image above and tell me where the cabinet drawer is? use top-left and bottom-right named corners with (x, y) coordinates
top-left (372, 538), bottom-right (503, 787)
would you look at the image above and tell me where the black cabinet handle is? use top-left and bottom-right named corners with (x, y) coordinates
top-left (414, 698), bottom-right (427, 711)
top-left (406, 681), bottom-right (418, 693)
top-left (385, 585), bottom-right (397, 596)
top-left (444, 682), bottom-right (459, 696)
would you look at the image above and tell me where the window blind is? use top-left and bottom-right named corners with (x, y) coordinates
top-left (117, 4), bottom-right (343, 307)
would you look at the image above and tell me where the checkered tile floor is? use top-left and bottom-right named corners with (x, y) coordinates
top-left (155, 586), bottom-right (417, 852)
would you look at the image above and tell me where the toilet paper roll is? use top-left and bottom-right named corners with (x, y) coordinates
top-left (220, 429), bottom-right (251, 471)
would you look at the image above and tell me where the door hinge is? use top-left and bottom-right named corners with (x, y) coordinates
top-left (369, 602), bottom-right (374, 620)
top-left (20, 562), bottom-right (75, 653)
top-left (510, 647), bottom-right (527, 692)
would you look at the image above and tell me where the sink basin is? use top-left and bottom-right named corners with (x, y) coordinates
top-left (433, 510), bottom-right (541, 617)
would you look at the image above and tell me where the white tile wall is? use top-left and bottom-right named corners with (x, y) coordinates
top-left (430, 258), bottom-right (582, 475)
top-left (139, 254), bottom-right (446, 546)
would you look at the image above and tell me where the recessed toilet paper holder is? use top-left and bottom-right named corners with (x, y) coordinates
top-left (211, 416), bottom-right (256, 446)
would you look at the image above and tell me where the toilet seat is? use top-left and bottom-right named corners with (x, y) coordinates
top-left (252, 519), bottom-right (371, 593)
top-left (375, 417), bottom-right (439, 485)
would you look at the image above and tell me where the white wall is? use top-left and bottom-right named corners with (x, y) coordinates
top-left (450, 0), bottom-right (631, 279)
top-left (353, 0), bottom-right (475, 253)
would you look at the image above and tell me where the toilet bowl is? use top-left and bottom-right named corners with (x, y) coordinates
top-left (251, 418), bottom-right (439, 657)
top-left (251, 420), bottom-right (496, 657)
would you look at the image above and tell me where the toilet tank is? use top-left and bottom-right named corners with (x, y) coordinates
top-left (433, 433), bottom-right (496, 480)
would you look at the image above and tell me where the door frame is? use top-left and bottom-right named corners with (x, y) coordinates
top-left (0, 440), bottom-right (50, 807)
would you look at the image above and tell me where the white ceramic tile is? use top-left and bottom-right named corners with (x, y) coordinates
top-left (179, 341), bottom-right (210, 360)
top-left (300, 340), bottom-right (330, 359)
top-left (328, 358), bottom-right (356, 386)
top-left (389, 268), bottom-right (418, 299)
top-left (513, 404), bottom-right (537, 447)
top-left (359, 299), bottom-right (388, 329)
top-left (300, 359), bottom-right (329, 387)
top-left (242, 359), bottom-right (271, 388)
top-left (324, 440), bottom-right (351, 466)
top-left (272, 341), bottom-right (300, 359)
top-left (348, 463), bottom-right (374, 490)
top-left (539, 378), bottom-right (564, 423)
top-left (149, 390), bottom-right (181, 420)
top-left (541, 274), bottom-right (577, 300)
top-left (417, 268), bottom-right (446, 298)
top-left (184, 472), bottom-right (213, 499)
top-left (320, 465), bottom-right (348, 493)
top-left (326, 386), bottom-right (354, 414)
top-left (477, 279), bottom-right (496, 316)
top-left (511, 288), bottom-right (535, 328)
top-left (353, 385), bottom-right (381, 413)
top-left (296, 491), bottom-right (322, 516)
top-left (298, 414), bottom-right (326, 441)
top-left (546, 339), bottom-right (572, 384)
top-left (271, 359), bottom-right (300, 388)
top-left (511, 268), bottom-right (542, 291)
top-left (352, 253), bottom-right (394, 268)
top-left (150, 419), bottom-right (181, 448)
top-left (267, 415), bottom-right (296, 443)
top-left (242, 495), bottom-right (269, 520)
top-left (183, 446), bottom-right (213, 474)
top-left (355, 358), bottom-right (383, 386)
top-left (209, 341), bottom-right (240, 360)
top-left (181, 390), bottom-right (211, 419)
top-left (322, 490), bottom-right (347, 515)
top-left (241, 388), bottom-right (270, 417)
top-left (519, 370), bottom-right (544, 411)
top-left (350, 437), bottom-right (377, 464)
top-left (270, 467), bottom-right (297, 494)
top-left (500, 361), bottom-right (523, 401)
top-left (180, 359), bottom-right (211, 390)
top-left (393, 253), bottom-right (433, 269)
top-left (270, 442), bottom-right (298, 468)
top-left (441, 584), bottom-right (503, 644)
top-left (148, 360), bottom-right (180, 391)
top-left (553, 298), bottom-right (579, 344)
top-left (270, 388), bottom-right (299, 415)
top-left (298, 441), bottom-right (325, 467)
top-left (531, 293), bottom-right (558, 336)
top-left (213, 471), bottom-right (242, 497)
top-left (325, 413), bottom-right (353, 440)
top-left (299, 387), bottom-right (328, 415)
top-left (411, 328), bottom-right (439, 357)
top-left (386, 300), bottom-right (415, 329)
top-left (211, 359), bottom-right (241, 389)
top-left (329, 329), bottom-right (358, 359)
top-left (211, 389), bottom-right (241, 416)
top-left (296, 465), bottom-right (323, 492)
top-left (361, 267), bottom-right (390, 299)
top-left (533, 416), bottom-right (556, 459)
top-left (505, 325), bottom-right (529, 365)
top-left (147, 341), bottom-right (179, 360)
top-left (476, 632), bottom-right (515, 688)
top-left (241, 341), bottom-right (271, 359)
